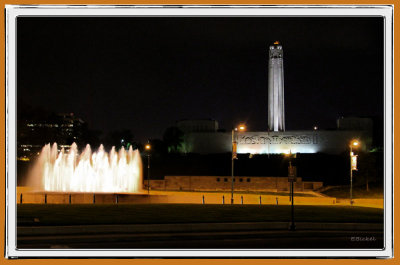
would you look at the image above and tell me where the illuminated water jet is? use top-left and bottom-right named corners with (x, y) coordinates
top-left (28, 143), bottom-right (143, 193)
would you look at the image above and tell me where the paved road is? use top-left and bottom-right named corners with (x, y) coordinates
top-left (17, 222), bottom-right (384, 249)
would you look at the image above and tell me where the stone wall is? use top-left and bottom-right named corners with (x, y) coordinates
top-left (147, 176), bottom-right (323, 192)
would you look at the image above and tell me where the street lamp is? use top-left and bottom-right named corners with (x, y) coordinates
top-left (349, 140), bottom-right (359, 205)
top-left (285, 151), bottom-right (296, 231)
top-left (145, 143), bottom-right (151, 194)
top-left (231, 124), bottom-right (246, 204)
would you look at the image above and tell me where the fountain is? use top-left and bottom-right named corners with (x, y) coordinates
top-left (27, 143), bottom-right (143, 193)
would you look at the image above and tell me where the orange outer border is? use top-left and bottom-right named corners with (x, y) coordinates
top-left (0, 2), bottom-right (397, 264)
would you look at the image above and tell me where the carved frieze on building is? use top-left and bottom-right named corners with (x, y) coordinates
top-left (238, 134), bottom-right (318, 145)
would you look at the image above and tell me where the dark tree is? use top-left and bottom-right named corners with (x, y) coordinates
top-left (356, 151), bottom-right (383, 191)
top-left (147, 139), bottom-right (168, 157)
top-left (79, 123), bottom-right (102, 149)
top-left (163, 126), bottom-right (184, 153)
top-left (103, 129), bottom-right (135, 150)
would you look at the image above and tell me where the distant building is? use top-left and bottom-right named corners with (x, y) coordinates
top-left (17, 112), bottom-right (85, 160)
top-left (337, 116), bottom-right (374, 131)
top-left (175, 42), bottom-right (375, 155)
top-left (179, 119), bottom-right (373, 155)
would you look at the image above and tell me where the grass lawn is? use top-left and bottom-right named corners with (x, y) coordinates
top-left (321, 185), bottom-right (383, 199)
top-left (18, 204), bottom-right (383, 226)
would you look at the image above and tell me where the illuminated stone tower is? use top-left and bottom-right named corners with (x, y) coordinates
top-left (268, 41), bottom-right (285, 131)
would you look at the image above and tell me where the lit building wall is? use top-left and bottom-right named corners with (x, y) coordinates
top-left (181, 130), bottom-right (372, 155)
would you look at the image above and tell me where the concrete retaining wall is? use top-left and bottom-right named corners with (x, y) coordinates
top-left (147, 176), bottom-right (323, 192)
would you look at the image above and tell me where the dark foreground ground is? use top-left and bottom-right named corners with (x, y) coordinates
top-left (18, 204), bottom-right (383, 225)
top-left (17, 204), bottom-right (384, 249)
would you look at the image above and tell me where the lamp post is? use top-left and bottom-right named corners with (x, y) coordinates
top-left (285, 152), bottom-right (296, 231)
top-left (349, 140), bottom-right (359, 205)
top-left (231, 124), bottom-right (246, 204)
top-left (145, 143), bottom-right (151, 194)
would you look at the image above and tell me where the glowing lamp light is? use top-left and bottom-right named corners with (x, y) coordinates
top-left (238, 125), bottom-right (246, 131)
top-left (283, 150), bottom-right (291, 155)
top-left (145, 144), bottom-right (151, 150)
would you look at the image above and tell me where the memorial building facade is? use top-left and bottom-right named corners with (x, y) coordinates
top-left (177, 42), bottom-right (373, 155)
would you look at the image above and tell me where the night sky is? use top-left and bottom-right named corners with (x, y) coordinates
top-left (17, 17), bottom-right (384, 142)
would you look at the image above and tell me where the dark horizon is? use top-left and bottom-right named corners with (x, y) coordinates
top-left (17, 17), bottom-right (384, 142)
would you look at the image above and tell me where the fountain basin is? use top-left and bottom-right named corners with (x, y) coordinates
top-left (17, 187), bottom-right (168, 204)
